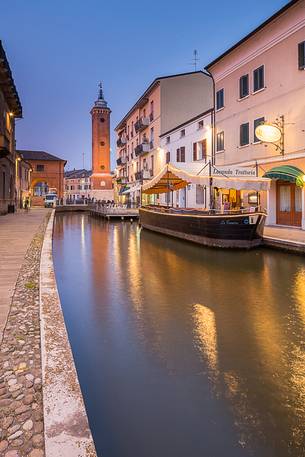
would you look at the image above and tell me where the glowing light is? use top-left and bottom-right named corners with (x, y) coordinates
top-left (9, 112), bottom-right (14, 117)
top-left (255, 123), bottom-right (281, 143)
top-left (302, 175), bottom-right (305, 183)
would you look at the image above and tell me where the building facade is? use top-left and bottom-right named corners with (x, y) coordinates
top-left (159, 110), bottom-right (213, 208)
top-left (0, 41), bottom-right (22, 215)
top-left (64, 169), bottom-right (91, 201)
top-left (90, 83), bottom-right (114, 201)
top-left (206, 0), bottom-right (305, 229)
top-left (115, 71), bottom-right (213, 205)
top-left (18, 150), bottom-right (66, 206)
top-left (15, 151), bottom-right (32, 208)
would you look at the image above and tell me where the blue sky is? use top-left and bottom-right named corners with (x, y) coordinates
top-left (2, 0), bottom-right (288, 170)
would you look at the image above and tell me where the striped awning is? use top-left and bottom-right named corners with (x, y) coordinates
top-left (263, 165), bottom-right (305, 187)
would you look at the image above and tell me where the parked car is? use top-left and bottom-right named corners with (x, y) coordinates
top-left (44, 194), bottom-right (57, 208)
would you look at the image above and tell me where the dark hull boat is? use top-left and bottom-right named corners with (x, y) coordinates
top-left (139, 206), bottom-right (266, 249)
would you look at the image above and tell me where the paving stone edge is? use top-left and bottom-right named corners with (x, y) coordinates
top-left (40, 210), bottom-right (97, 457)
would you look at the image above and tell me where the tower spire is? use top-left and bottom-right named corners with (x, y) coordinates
top-left (95, 81), bottom-right (108, 108)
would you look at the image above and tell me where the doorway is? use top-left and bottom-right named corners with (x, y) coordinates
top-left (276, 181), bottom-right (302, 227)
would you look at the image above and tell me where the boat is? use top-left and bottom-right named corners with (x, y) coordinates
top-left (139, 163), bottom-right (270, 249)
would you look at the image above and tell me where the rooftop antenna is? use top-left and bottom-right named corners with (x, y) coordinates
top-left (191, 49), bottom-right (199, 71)
top-left (82, 151), bottom-right (85, 170)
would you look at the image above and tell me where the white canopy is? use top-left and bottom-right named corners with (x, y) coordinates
top-left (141, 163), bottom-right (270, 194)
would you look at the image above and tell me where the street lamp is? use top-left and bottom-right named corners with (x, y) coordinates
top-left (255, 115), bottom-right (284, 155)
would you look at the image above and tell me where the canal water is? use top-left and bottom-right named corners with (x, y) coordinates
top-left (53, 212), bottom-right (305, 457)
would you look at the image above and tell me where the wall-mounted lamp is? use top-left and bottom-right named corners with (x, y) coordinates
top-left (255, 115), bottom-right (284, 155)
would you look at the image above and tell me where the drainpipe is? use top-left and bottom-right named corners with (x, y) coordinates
top-left (204, 69), bottom-right (216, 166)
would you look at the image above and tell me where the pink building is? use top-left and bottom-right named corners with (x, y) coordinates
top-left (206, 0), bottom-right (305, 230)
top-left (115, 71), bottom-right (212, 205)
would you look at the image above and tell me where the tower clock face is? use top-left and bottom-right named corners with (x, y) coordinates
top-left (101, 165), bottom-right (105, 170)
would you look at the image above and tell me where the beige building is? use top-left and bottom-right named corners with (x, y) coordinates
top-left (15, 151), bottom-right (32, 208)
top-left (206, 0), bottom-right (305, 229)
top-left (115, 71), bottom-right (213, 205)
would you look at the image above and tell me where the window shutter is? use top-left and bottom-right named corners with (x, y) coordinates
top-left (176, 148), bottom-right (180, 162)
top-left (298, 42), bottom-right (305, 69)
top-left (181, 147), bottom-right (185, 162)
top-left (193, 143), bottom-right (197, 161)
top-left (202, 139), bottom-right (207, 160)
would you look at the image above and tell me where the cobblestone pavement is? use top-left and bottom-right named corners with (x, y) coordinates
top-left (0, 214), bottom-right (49, 457)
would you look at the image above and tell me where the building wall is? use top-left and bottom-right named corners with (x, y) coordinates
top-left (64, 176), bottom-right (91, 200)
top-left (159, 112), bottom-right (213, 208)
top-left (160, 72), bottom-right (213, 136)
top-left (210, 1), bottom-right (305, 167)
top-left (28, 160), bottom-right (65, 205)
top-left (15, 157), bottom-right (31, 209)
top-left (208, 0), bottom-right (305, 229)
top-left (0, 90), bottom-right (16, 215)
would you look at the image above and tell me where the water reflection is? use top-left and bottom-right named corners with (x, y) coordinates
top-left (53, 213), bottom-right (305, 457)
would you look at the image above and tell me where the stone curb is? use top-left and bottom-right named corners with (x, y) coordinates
top-left (40, 210), bottom-right (97, 457)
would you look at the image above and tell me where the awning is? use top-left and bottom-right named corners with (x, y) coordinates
top-left (142, 163), bottom-right (270, 194)
top-left (122, 183), bottom-right (141, 195)
top-left (263, 165), bottom-right (305, 187)
top-left (119, 186), bottom-right (129, 195)
top-left (142, 164), bottom-right (210, 195)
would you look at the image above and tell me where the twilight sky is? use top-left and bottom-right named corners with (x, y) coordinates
top-left (2, 0), bottom-right (288, 170)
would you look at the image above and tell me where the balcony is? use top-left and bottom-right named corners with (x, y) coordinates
top-left (135, 171), bottom-right (143, 181)
top-left (134, 117), bottom-right (150, 133)
top-left (134, 142), bottom-right (150, 156)
top-left (0, 133), bottom-right (10, 158)
top-left (116, 156), bottom-right (127, 166)
top-left (116, 176), bottom-right (128, 184)
top-left (117, 136), bottom-right (127, 148)
top-left (142, 169), bottom-right (153, 179)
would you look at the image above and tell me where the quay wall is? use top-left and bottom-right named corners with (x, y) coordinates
top-left (40, 210), bottom-right (97, 457)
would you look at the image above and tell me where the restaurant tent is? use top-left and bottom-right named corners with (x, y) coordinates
top-left (142, 164), bottom-right (271, 194)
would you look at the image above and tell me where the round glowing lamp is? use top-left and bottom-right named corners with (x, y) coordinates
top-left (302, 175), bottom-right (305, 183)
top-left (255, 123), bottom-right (282, 143)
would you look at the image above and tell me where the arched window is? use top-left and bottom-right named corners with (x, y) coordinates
top-left (34, 182), bottom-right (49, 196)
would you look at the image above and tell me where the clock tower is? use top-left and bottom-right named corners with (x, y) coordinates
top-left (90, 83), bottom-right (113, 200)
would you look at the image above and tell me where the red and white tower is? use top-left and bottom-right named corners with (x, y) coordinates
top-left (90, 83), bottom-right (113, 200)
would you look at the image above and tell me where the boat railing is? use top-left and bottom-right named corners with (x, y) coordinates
top-left (143, 205), bottom-right (265, 216)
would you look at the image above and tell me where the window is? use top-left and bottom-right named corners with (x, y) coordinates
top-left (150, 127), bottom-right (154, 148)
top-left (198, 120), bottom-right (204, 129)
top-left (166, 151), bottom-right (170, 163)
top-left (216, 89), bottom-right (224, 110)
top-left (196, 185), bottom-right (205, 205)
top-left (253, 117), bottom-right (265, 143)
top-left (180, 129), bottom-right (185, 138)
top-left (216, 131), bottom-right (224, 151)
top-left (131, 121), bottom-right (134, 137)
top-left (166, 136), bottom-right (170, 144)
top-left (36, 164), bottom-right (44, 172)
top-left (176, 147), bottom-right (185, 162)
top-left (298, 41), bottom-right (305, 70)
top-left (150, 101), bottom-right (154, 121)
top-left (240, 123), bottom-right (249, 146)
top-left (193, 140), bottom-right (207, 161)
top-left (253, 66), bottom-right (264, 92)
top-left (239, 74), bottom-right (249, 99)
top-left (100, 117), bottom-right (105, 123)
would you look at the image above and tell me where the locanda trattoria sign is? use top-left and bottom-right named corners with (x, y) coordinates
top-left (211, 165), bottom-right (257, 178)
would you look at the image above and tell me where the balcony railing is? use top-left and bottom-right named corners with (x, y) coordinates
top-left (117, 136), bottom-right (127, 148)
top-left (116, 156), bottom-right (127, 166)
top-left (134, 117), bottom-right (150, 133)
top-left (134, 142), bottom-right (150, 156)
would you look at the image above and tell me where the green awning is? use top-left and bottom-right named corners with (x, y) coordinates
top-left (263, 165), bottom-right (305, 187)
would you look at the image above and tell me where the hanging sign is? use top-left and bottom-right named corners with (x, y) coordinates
top-left (211, 165), bottom-right (257, 178)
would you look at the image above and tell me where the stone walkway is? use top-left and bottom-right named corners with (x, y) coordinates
top-left (263, 225), bottom-right (305, 253)
top-left (0, 209), bottom-right (50, 456)
top-left (0, 209), bottom-right (49, 343)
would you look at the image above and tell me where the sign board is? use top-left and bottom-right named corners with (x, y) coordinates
top-left (211, 165), bottom-right (257, 178)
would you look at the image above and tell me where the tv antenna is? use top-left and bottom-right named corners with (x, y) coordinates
top-left (82, 151), bottom-right (85, 169)
top-left (191, 49), bottom-right (199, 71)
